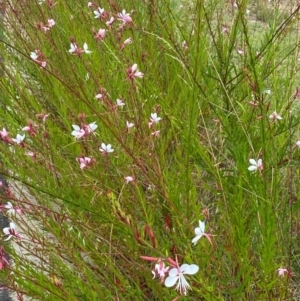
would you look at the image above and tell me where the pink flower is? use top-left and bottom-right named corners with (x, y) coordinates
top-left (123, 37), bottom-right (132, 45)
top-left (237, 48), bottom-right (244, 55)
top-left (222, 24), bottom-right (228, 34)
top-left (182, 40), bottom-right (188, 51)
top-left (0, 247), bottom-right (9, 270)
top-left (87, 2), bottom-right (93, 7)
top-left (117, 9), bottom-right (132, 24)
top-left (95, 93), bottom-right (103, 99)
top-left (3, 222), bottom-right (21, 241)
top-left (42, 26), bottom-right (50, 32)
top-left (151, 130), bottom-right (160, 137)
top-left (71, 125), bottom-right (85, 139)
top-left (47, 19), bottom-right (55, 27)
top-left (26, 151), bottom-right (36, 161)
top-left (125, 176), bottom-right (134, 184)
top-left (165, 264), bottom-right (199, 295)
top-left (106, 17), bottom-right (115, 27)
top-left (126, 121), bottom-right (134, 132)
top-left (77, 156), bottom-right (93, 169)
top-left (94, 28), bottom-right (106, 40)
top-left (85, 121), bottom-right (98, 134)
top-left (0, 128), bottom-right (9, 139)
top-left (277, 268), bottom-right (293, 278)
top-left (22, 122), bottom-right (37, 136)
top-left (152, 262), bottom-right (169, 282)
top-left (36, 112), bottom-right (50, 123)
top-left (128, 64), bottom-right (143, 80)
top-left (71, 122), bottom-right (97, 139)
top-left (269, 111), bottom-right (283, 122)
top-left (30, 50), bottom-right (46, 68)
top-left (121, 37), bottom-right (132, 50)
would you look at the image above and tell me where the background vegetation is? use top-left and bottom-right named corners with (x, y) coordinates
top-left (0, 0), bottom-right (300, 300)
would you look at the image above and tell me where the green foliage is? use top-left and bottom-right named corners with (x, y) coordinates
top-left (0, 0), bottom-right (299, 300)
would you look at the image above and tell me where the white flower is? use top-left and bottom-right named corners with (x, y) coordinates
top-left (69, 43), bottom-right (77, 54)
top-left (12, 134), bottom-right (25, 145)
top-left (269, 111), bottom-right (282, 121)
top-left (296, 141), bottom-right (300, 148)
top-left (164, 264), bottom-right (199, 295)
top-left (26, 151), bottom-right (35, 158)
top-left (47, 19), bottom-right (55, 27)
top-left (248, 158), bottom-right (263, 172)
top-left (130, 63), bottom-right (143, 78)
top-left (4, 202), bottom-right (15, 215)
top-left (83, 43), bottom-right (92, 54)
top-left (100, 143), bottom-right (114, 153)
top-left (94, 7), bottom-right (104, 18)
top-left (192, 220), bottom-right (205, 245)
top-left (123, 37), bottom-right (132, 45)
top-left (30, 51), bottom-right (38, 60)
top-left (191, 220), bottom-right (213, 245)
top-left (4, 202), bottom-right (22, 216)
top-left (126, 121), bottom-right (134, 130)
top-left (71, 125), bottom-right (85, 139)
top-left (106, 17), bottom-right (115, 26)
top-left (87, 122), bottom-right (98, 133)
top-left (150, 113), bottom-right (161, 124)
top-left (3, 222), bottom-right (21, 241)
top-left (116, 99), bottom-right (125, 107)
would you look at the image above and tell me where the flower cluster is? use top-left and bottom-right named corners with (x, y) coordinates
top-left (141, 256), bottom-right (199, 296)
top-left (30, 50), bottom-right (47, 68)
top-left (141, 220), bottom-right (212, 296)
top-left (69, 42), bottom-right (92, 55)
top-left (3, 222), bottom-right (21, 241)
top-left (37, 19), bottom-right (55, 32)
top-left (71, 122), bottom-right (98, 139)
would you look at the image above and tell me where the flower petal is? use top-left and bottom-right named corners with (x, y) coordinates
top-left (191, 235), bottom-right (201, 245)
top-left (194, 227), bottom-right (202, 235)
top-left (249, 159), bottom-right (257, 165)
top-left (164, 275), bottom-right (178, 288)
top-left (168, 267), bottom-right (178, 277)
top-left (3, 228), bottom-right (10, 235)
top-left (199, 220), bottom-right (205, 232)
top-left (72, 125), bottom-right (80, 130)
top-left (183, 264), bottom-right (199, 275)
